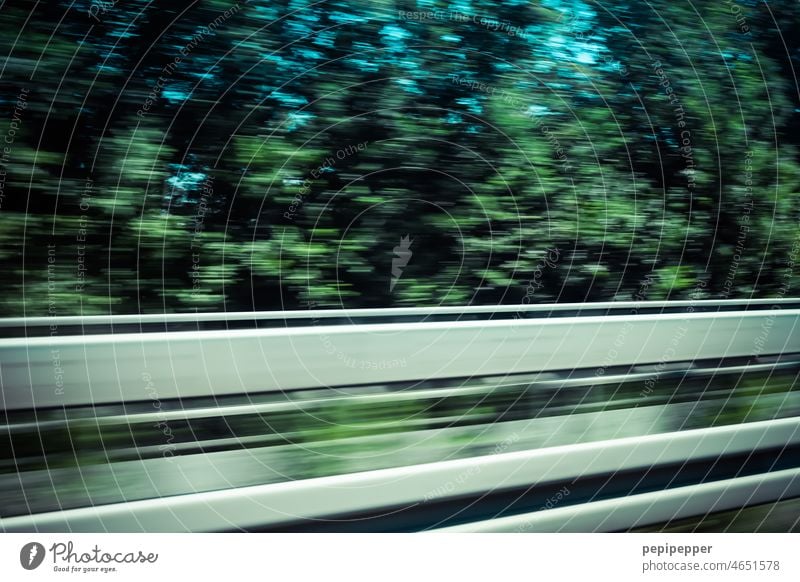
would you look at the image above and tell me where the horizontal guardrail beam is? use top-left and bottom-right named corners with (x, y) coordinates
top-left (3, 417), bottom-right (798, 532)
top-left (1, 308), bottom-right (797, 409)
top-left (436, 468), bottom-right (800, 532)
top-left (1, 299), bottom-right (799, 330)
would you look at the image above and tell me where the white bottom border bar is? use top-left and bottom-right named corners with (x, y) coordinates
top-left (1, 531), bottom-right (798, 581)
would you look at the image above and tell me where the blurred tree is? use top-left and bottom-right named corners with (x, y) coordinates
top-left (0, 0), bottom-right (797, 315)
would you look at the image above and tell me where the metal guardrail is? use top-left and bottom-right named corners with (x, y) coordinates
top-left (3, 298), bottom-right (799, 329)
top-left (0, 300), bottom-right (797, 410)
top-left (0, 301), bottom-right (798, 532)
top-left (2, 417), bottom-right (798, 532)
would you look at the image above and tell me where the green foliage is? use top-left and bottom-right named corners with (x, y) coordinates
top-left (1, 0), bottom-right (798, 315)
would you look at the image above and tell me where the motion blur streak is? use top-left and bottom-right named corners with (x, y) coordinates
top-left (1, 0), bottom-right (800, 534)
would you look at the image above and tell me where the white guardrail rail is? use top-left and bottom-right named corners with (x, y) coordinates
top-left (0, 299), bottom-right (798, 410)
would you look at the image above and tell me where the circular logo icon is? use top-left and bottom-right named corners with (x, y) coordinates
top-left (20, 542), bottom-right (45, 570)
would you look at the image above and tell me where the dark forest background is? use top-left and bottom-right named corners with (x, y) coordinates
top-left (0, 0), bottom-right (798, 316)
